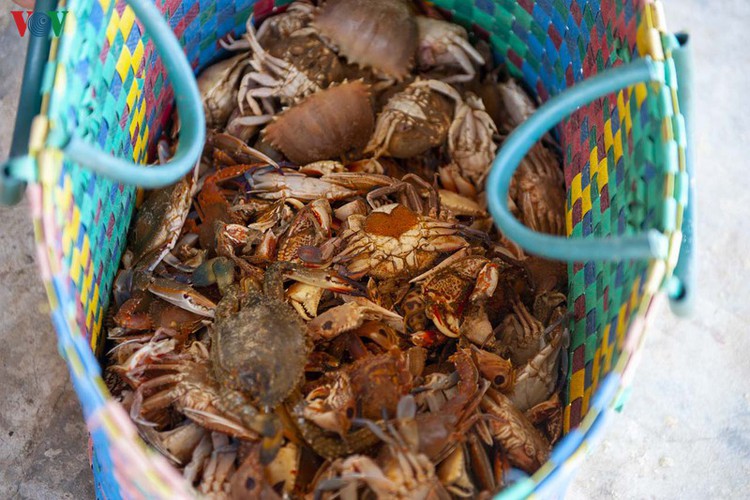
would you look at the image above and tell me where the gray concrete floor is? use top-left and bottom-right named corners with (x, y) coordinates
top-left (0, 1), bottom-right (748, 499)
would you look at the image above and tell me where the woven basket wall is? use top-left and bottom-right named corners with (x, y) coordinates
top-left (26, 0), bottom-right (686, 497)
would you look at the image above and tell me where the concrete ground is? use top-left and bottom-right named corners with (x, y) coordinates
top-left (0, 1), bottom-right (748, 498)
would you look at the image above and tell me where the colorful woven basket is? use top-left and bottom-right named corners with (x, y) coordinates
top-left (2, 0), bottom-right (694, 498)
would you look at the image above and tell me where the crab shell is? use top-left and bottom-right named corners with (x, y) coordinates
top-left (211, 295), bottom-right (309, 408)
top-left (263, 80), bottom-right (375, 165)
top-left (266, 33), bottom-right (347, 90)
top-left (313, 0), bottom-right (418, 80)
top-left (367, 82), bottom-right (455, 159)
top-left (335, 204), bottom-right (469, 280)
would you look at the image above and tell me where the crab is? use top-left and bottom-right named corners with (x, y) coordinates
top-left (303, 370), bottom-right (357, 438)
top-left (415, 16), bottom-right (485, 83)
top-left (470, 345), bottom-right (514, 394)
top-left (255, 0), bottom-right (315, 46)
top-left (315, 396), bottom-right (451, 500)
top-left (441, 93), bottom-right (499, 195)
top-left (334, 203), bottom-right (470, 280)
top-left (246, 167), bottom-right (394, 202)
top-left (198, 52), bottom-right (251, 128)
top-left (123, 147), bottom-right (195, 271)
top-left (509, 309), bottom-right (568, 412)
top-left (276, 199), bottom-right (333, 263)
top-left (311, 0), bottom-right (419, 81)
top-left (410, 249), bottom-right (500, 337)
top-left (307, 295), bottom-right (404, 342)
top-left (496, 295), bottom-right (547, 366)
top-left (224, 18), bottom-right (337, 117)
top-left (366, 79), bottom-right (457, 159)
top-left (480, 387), bottom-right (551, 474)
top-left (194, 163), bottom-right (264, 251)
top-left (510, 143), bottom-right (566, 236)
top-left (412, 349), bottom-right (489, 462)
top-left (124, 263), bottom-right (357, 464)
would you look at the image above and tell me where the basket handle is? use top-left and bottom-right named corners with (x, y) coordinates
top-left (0, 0), bottom-right (205, 204)
top-left (485, 55), bottom-right (694, 313)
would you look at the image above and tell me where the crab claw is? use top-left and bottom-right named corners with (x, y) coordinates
top-left (287, 282), bottom-right (325, 320)
top-left (428, 304), bottom-right (462, 338)
top-left (308, 297), bottom-right (405, 341)
top-left (284, 267), bottom-right (364, 295)
top-left (148, 277), bottom-right (217, 318)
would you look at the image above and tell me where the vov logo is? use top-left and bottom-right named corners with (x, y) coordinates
top-left (10, 0), bottom-right (68, 38)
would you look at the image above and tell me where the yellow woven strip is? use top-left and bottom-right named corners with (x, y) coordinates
top-left (86, 307), bottom-right (95, 336)
top-left (569, 370), bottom-right (585, 403)
top-left (105, 10), bottom-right (120, 45)
top-left (582, 386), bottom-right (592, 416)
top-left (635, 83), bottom-right (648, 108)
top-left (582, 185), bottom-right (592, 214)
top-left (601, 323), bottom-right (613, 372)
top-left (83, 256), bottom-right (94, 308)
top-left (70, 247), bottom-right (81, 286)
top-left (589, 146), bottom-right (599, 171)
top-left (117, 48), bottom-right (133, 87)
top-left (613, 129), bottom-right (623, 163)
top-left (119, 6), bottom-right (136, 38)
top-left (131, 40), bottom-right (145, 72)
top-left (624, 101), bottom-right (633, 134)
top-left (616, 92), bottom-right (627, 123)
top-left (637, 3), bottom-right (665, 60)
top-left (570, 173), bottom-right (582, 204)
top-left (591, 344), bottom-right (601, 390)
top-left (598, 157), bottom-right (609, 189)
top-left (615, 301), bottom-right (629, 349)
top-left (603, 119), bottom-right (614, 152)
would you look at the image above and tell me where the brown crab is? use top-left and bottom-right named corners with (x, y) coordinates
top-left (510, 143), bottom-right (566, 236)
top-left (124, 157), bottom-right (195, 271)
top-left (415, 16), bottom-right (485, 83)
top-left (198, 52), bottom-right (250, 128)
top-left (315, 395), bottom-right (451, 500)
top-left (263, 80), bottom-right (375, 164)
top-left (480, 387), bottom-right (551, 474)
top-left (334, 203), bottom-right (470, 280)
top-left (366, 79), bottom-right (456, 159)
top-left (276, 199), bottom-right (332, 263)
top-left (312, 0), bottom-right (419, 81)
top-left (442, 93), bottom-right (499, 194)
top-left (411, 249), bottom-right (500, 337)
top-left (230, 21), bottom-right (347, 116)
top-left (247, 167), bottom-right (394, 202)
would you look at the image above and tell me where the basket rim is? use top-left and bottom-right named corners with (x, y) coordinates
top-left (25, 0), bottom-right (690, 497)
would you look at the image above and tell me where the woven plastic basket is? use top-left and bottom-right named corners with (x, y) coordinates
top-left (1, 0), bottom-right (695, 498)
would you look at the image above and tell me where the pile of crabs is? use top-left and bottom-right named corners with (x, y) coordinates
top-left (105, 0), bottom-right (571, 498)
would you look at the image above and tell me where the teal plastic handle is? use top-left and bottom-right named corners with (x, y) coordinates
top-left (0, 0), bottom-right (57, 205)
top-left (0, 0), bottom-right (205, 204)
top-left (667, 33), bottom-right (695, 316)
top-left (486, 57), bottom-right (670, 262)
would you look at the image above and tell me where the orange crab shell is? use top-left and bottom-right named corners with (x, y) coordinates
top-left (336, 205), bottom-right (469, 280)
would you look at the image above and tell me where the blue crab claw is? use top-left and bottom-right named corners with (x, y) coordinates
top-left (284, 267), bottom-right (365, 295)
top-left (148, 277), bottom-right (217, 318)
